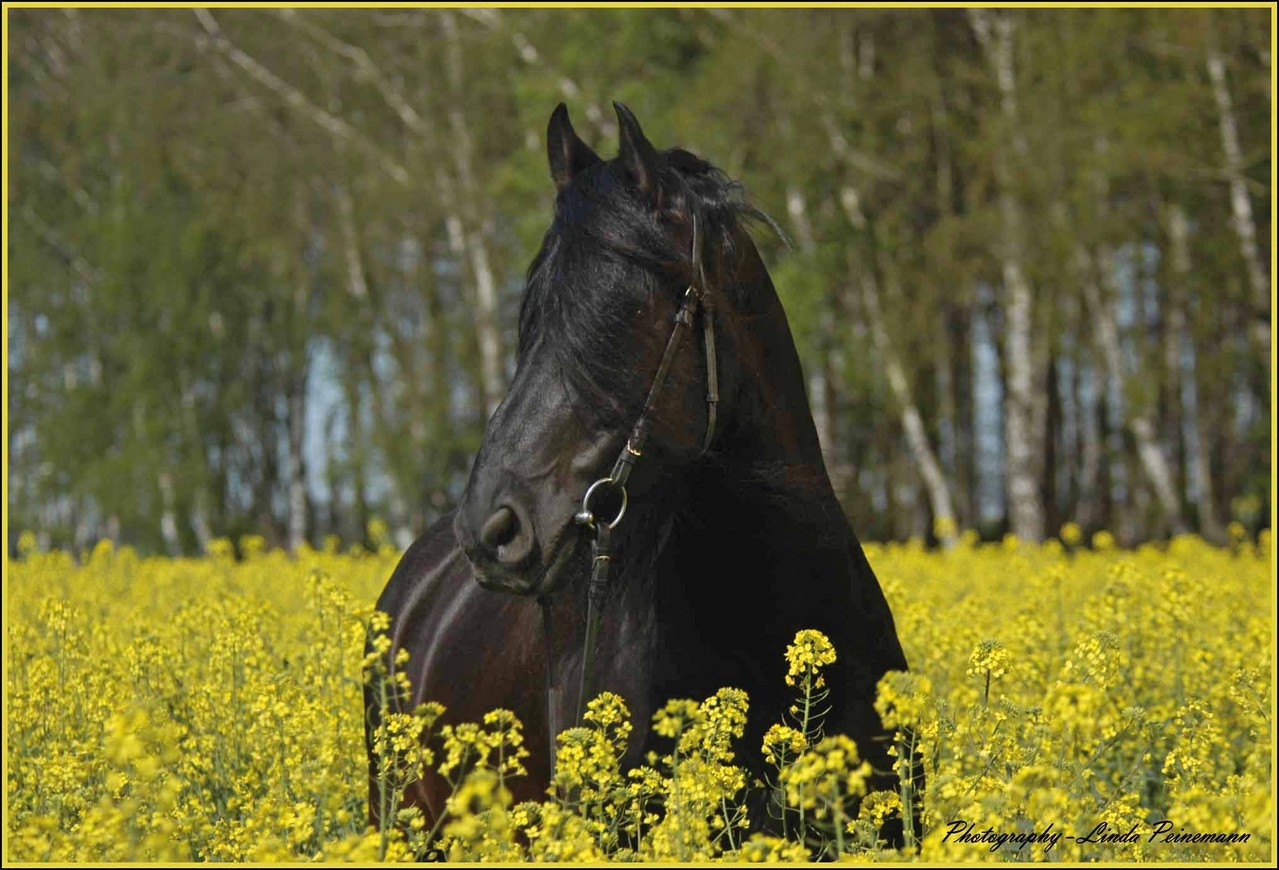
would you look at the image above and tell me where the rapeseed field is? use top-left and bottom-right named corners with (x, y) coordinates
top-left (5, 527), bottom-right (1272, 862)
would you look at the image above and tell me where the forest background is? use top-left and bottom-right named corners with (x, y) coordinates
top-left (6, 6), bottom-right (1272, 555)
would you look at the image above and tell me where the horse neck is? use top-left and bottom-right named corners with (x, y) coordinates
top-left (712, 230), bottom-right (847, 533)
top-left (617, 234), bottom-right (858, 620)
top-left (567, 237), bottom-right (872, 739)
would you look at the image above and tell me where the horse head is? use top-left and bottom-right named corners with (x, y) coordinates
top-left (454, 102), bottom-right (766, 598)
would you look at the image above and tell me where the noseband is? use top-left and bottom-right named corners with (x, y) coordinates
top-left (538, 214), bottom-right (720, 766)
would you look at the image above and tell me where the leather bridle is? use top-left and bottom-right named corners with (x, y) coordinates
top-left (537, 213), bottom-right (719, 767)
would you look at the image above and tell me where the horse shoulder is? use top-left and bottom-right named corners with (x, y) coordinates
top-left (377, 512), bottom-right (542, 715)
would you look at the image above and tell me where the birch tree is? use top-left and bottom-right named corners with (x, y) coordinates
top-left (1205, 20), bottom-right (1270, 362)
top-left (969, 9), bottom-right (1047, 541)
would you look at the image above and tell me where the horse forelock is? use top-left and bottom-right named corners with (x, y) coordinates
top-left (516, 148), bottom-right (775, 417)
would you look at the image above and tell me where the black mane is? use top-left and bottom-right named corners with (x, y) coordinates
top-left (517, 148), bottom-right (771, 421)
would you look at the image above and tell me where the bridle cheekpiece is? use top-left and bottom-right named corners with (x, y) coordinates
top-left (538, 212), bottom-right (720, 766)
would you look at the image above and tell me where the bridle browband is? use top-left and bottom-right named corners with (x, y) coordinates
top-left (537, 213), bottom-right (720, 768)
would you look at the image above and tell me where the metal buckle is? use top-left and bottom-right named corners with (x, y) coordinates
top-left (574, 476), bottom-right (628, 530)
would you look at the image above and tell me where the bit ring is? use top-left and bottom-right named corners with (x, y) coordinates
top-left (576, 477), bottom-right (628, 530)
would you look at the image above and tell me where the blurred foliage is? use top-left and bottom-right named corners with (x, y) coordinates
top-left (6, 8), bottom-right (1271, 552)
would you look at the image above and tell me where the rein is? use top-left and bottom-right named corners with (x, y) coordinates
top-left (536, 215), bottom-right (719, 769)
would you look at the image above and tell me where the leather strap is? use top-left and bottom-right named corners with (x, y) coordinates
top-left (537, 595), bottom-right (558, 769)
top-left (548, 211), bottom-right (722, 760)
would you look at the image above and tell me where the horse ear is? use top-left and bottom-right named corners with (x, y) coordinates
top-left (613, 101), bottom-right (663, 199)
top-left (547, 103), bottom-right (601, 192)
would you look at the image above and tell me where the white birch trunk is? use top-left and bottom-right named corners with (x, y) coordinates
top-left (466, 224), bottom-right (504, 418)
top-left (862, 269), bottom-right (958, 547)
top-left (834, 180), bottom-right (958, 542)
top-left (970, 9), bottom-right (1045, 541)
top-left (442, 11), bottom-right (504, 418)
top-left (190, 490), bottom-right (212, 555)
top-left (287, 375), bottom-right (308, 552)
top-left (335, 184), bottom-right (369, 301)
top-left (158, 471), bottom-right (181, 556)
top-left (1206, 39), bottom-right (1270, 360)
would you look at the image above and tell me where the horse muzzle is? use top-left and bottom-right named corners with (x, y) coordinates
top-left (457, 509), bottom-right (585, 598)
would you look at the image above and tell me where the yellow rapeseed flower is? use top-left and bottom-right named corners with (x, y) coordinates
top-left (4, 531), bottom-right (1270, 862)
top-left (785, 629), bottom-right (837, 688)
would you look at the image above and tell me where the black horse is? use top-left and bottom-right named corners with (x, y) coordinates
top-left (366, 102), bottom-right (914, 842)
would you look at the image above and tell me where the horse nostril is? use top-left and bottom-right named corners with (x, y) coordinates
top-left (480, 506), bottom-right (519, 554)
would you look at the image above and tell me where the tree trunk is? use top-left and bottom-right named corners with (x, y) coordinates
top-left (1081, 244), bottom-right (1188, 534)
top-left (283, 186), bottom-right (316, 554)
top-left (342, 361), bottom-right (371, 546)
top-left (1166, 203), bottom-right (1226, 542)
top-left (935, 309), bottom-right (958, 513)
top-left (335, 183), bottom-right (369, 302)
top-left (861, 262), bottom-right (958, 547)
top-left (1076, 358), bottom-right (1103, 531)
top-left (190, 489), bottom-right (212, 555)
top-left (1158, 253), bottom-right (1186, 518)
top-left (951, 300), bottom-right (976, 528)
top-left (286, 371), bottom-right (309, 552)
top-left (970, 9), bottom-right (1046, 541)
top-left (72, 500), bottom-right (92, 553)
top-left (441, 11), bottom-right (505, 418)
top-left (323, 407), bottom-right (342, 541)
top-left (1042, 355), bottom-right (1061, 535)
top-left (1098, 368), bottom-right (1118, 534)
top-left (1206, 29), bottom-right (1270, 360)
top-left (929, 61), bottom-right (972, 528)
top-left (158, 471), bottom-right (182, 556)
